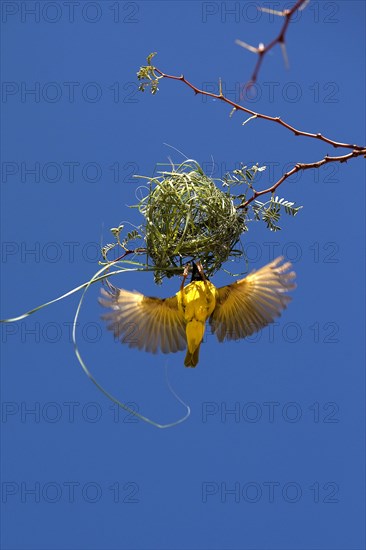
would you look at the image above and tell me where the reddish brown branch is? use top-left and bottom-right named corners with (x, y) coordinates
top-left (240, 148), bottom-right (366, 208)
top-left (237, 0), bottom-right (308, 89)
top-left (154, 67), bottom-right (364, 152)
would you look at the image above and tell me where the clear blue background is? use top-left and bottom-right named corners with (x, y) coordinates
top-left (1, 1), bottom-right (365, 549)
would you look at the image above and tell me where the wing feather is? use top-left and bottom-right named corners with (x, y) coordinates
top-left (210, 256), bottom-right (296, 342)
top-left (99, 285), bottom-right (187, 354)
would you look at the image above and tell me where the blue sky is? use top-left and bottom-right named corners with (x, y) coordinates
top-left (1, 1), bottom-right (365, 549)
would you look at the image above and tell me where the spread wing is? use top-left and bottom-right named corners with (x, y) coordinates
top-left (99, 284), bottom-right (187, 354)
top-left (210, 257), bottom-right (296, 342)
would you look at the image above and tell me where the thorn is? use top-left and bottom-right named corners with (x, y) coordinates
top-left (280, 42), bottom-right (289, 69)
top-left (242, 115), bottom-right (258, 126)
top-left (258, 7), bottom-right (286, 16)
top-left (299, 0), bottom-right (311, 11)
top-left (218, 77), bottom-right (223, 96)
top-left (235, 39), bottom-right (258, 54)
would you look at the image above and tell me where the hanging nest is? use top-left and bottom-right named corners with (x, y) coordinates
top-left (138, 160), bottom-right (247, 282)
top-left (102, 159), bottom-right (301, 284)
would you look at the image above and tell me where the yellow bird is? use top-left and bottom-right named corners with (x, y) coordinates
top-left (99, 257), bottom-right (296, 367)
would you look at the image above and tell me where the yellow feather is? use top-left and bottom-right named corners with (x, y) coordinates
top-left (99, 257), bottom-right (296, 367)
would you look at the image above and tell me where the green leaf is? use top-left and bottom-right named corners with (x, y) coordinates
top-left (147, 52), bottom-right (157, 65)
top-left (270, 195), bottom-right (303, 216)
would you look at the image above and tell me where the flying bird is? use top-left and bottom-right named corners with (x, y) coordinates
top-left (99, 257), bottom-right (296, 367)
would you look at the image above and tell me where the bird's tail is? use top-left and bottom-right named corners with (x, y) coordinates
top-left (184, 320), bottom-right (205, 368)
top-left (184, 346), bottom-right (200, 368)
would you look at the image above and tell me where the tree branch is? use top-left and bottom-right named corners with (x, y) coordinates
top-left (153, 67), bottom-right (365, 152)
top-left (236, 0), bottom-right (309, 89)
top-left (240, 148), bottom-right (366, 208)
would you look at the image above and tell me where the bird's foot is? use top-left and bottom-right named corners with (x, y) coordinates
top-left (180, 263), bottom-right (190, 291)
top-left (196, 261), bottom-right (207, 282)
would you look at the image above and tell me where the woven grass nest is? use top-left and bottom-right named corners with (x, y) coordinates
top-left (138, 160), bottom-right (247, 282)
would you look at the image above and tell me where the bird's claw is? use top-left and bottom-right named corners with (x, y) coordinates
top-left (180, 263), bottom-right (190, 291)
top-left (196, 261), bottom-right (207, 281)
